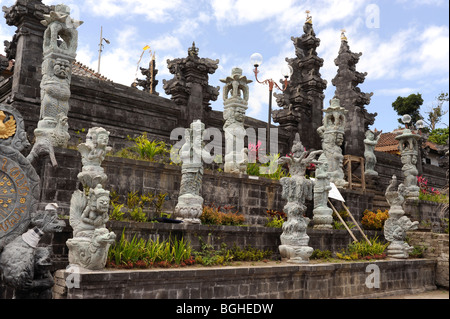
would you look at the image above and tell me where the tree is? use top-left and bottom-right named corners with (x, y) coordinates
top-left (392, 93), bottom-right (424, 125)
top-left (428, 128), bottom-right (449, 145)
top-left (423, 92), bottom-right (449, 131)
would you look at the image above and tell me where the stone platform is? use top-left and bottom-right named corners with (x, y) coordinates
top-left (53, 259), bottom-right (436, 299)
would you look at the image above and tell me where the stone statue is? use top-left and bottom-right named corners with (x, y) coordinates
top-left (77, 127), bottom-right (112, 189)
top-left (312, 154), bottom-right (333, 229)
top-left (396, 128), bottom-right (421, 200)
top-left (364, 129), bottom-right (382, 177)
top-left (67, 127), bottom-right (116, 270)
top-left (317, 98), bottom-right (348, 188)
top-left (31, 4), bottom-right (83, 164)
top-left (277, 134), bottom-right (322, 263)
top-left (384, 175), bottom-right (419, 259)
top-left (221, 68), bottom-right (252, 174)
top-left (0, 204), bottom-right (65, 299)
top-left (174, 120), bottom-right (211, 224)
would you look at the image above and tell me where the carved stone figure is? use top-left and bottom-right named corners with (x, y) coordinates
top-left (67, 128), bottom-right (116, 270)
top-left (174, 120), bottom-right (212, 224)
top-left (31, 4), bottom-right (83, 161)
top-left (277, 134), bottom-right (322, 263)
top-left (313, 154), bottom-right (333, 229)
top-left (396, 128), bottom-right (421, 200)
top-left (77, 127), bottom-right (112, 189)
top-left (364, 129), bottom-right (382, 177)
top-left (0, 205), bottom-right (65, 299)
top-left (384, 175), bottom-right (419, 259)
top-left (221, 68), bottom-right (252, 174)
top-left (317, 98), bottom-right (348, 188)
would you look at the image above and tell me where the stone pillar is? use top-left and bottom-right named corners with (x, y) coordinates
top-left (163, 42), bottom-right (220, 127)
top-left (317, 98), bottom-right (348, 189)
top-left (396, 127), bottom-right (421, 200)
top-left (273, 13), bottom-right (327, 152)
top-left (2, 0), bottom-right (50, 107)
top-left (332, 31), bottom-right (376, 157)
top-left (220, 67), bottom-right (252, 174)
top-left (312, 154), bottom-right (333, 229)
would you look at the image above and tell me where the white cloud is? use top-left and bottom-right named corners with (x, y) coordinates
top-left (84, 0), bottom-right (184, 22)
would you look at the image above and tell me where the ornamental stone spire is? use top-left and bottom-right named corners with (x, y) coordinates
top-left (332, 31), bottom-right (376, 157)
top-left (163, 42), bottom-right (220, 126)
top-left (273, 11), bottom-right (327, 153)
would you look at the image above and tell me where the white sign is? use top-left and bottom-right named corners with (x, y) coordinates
top-left (310, 179), bottom-right (346, 202)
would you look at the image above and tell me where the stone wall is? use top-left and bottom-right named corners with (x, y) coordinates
top-left (407, 232), bottom-right (449, 289)
top-left (53, 259), bottom-right (436, 299)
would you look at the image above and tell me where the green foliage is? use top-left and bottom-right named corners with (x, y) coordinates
top-left (333, 221), bottom-right (356, 230)
top-left (310, 249), bottom-right (332, 260)
top-left (109, 190), bottom-right (168, 222)
top-left (201, 204), bottom-right (245, 226)
top-left (193, 237), bottom-right (273, 266)
top-left (336, 237), bottom-right (389, 261)
top-left (107, 230), bottom-right (193, 269)
top-left (247, 154), bottom-right (290, 180)
top-left (265, 215), bottom-right (285, 228)
top-left (428, 128), bottom-right (449, 145)
top-left (130, 133), bottom-right (169, 161)
top-left (392, 93), bottom-right (424, 125)
top-left (409, 245), bottom-right (428, 258)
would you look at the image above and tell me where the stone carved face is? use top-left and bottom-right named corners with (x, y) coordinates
top-left (97, 132), bottom-right (109, 147)
top-left (96, 195), bottom-right (110, 214)
top-left (336, 133), bottom-right (344, 146)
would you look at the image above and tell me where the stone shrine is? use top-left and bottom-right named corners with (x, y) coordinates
top-left (273, 11), bottom-right (327, 152)
top-left (332, 30), bottom-right (376, 157)
top-left (221, 67), bottom-right (252, 174)
top-left (278, 134), bottom-right (322, 263)
top-left (163, 42), bottom-right (220, 127)
top-left (317, 98), bottom-right (348, 188)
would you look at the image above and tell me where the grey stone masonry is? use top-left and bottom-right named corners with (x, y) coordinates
top-left (332, 33), bottom-right (375, 157)
top-left (53, 259), bottom-right (436, 299)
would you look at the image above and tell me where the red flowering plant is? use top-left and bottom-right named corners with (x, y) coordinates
top-left (417, 176), bottom-right (448, 203)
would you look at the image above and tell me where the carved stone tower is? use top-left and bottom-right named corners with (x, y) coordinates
top-left (332, 30), bottom-right (376, 157)
top-left (273, 11), bottom-right (327, 152)
top-left (163, 42), bottom-right (220, 126)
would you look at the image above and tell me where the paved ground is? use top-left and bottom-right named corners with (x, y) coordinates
top-left (380, 289), bottom-right (449, 299)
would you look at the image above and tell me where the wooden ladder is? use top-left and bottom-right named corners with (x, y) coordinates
top-left (343, 155), bottom-right (366, 192)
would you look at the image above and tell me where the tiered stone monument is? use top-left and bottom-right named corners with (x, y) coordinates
top-left (66, 127), bottom-right (116, 270)
top-left (134, 54), bottom-right (159, 95)
top-left (220, 68), bottom-right (252, 174)
top-left (163, 42), bottom-right (220, 126)
top-left (332, 30), bottom-right (376, 157)
top-left (384, 175), bottom-right (419, 259)
top-left (273, 11), bottom-right (327, 152)
top-left (364, 129), bottom-right (382, 177)
top-left (278, 134), bottom-right (322, 263)
top-left (317, 98), bottom-right (348, 188)
top-left (396, 126), bottom-right (421, 200)
top-left (174, 120), bottom-right (212, 224)
top-left (32, 4), bottom-right (83, 158)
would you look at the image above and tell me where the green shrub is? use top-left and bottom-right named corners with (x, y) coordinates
top-left (337, 237), bottom-right (389, 261)
top-left (310, 249), bottom-right (332, 260)
top-left (108, 230), bottom-right (193, 268)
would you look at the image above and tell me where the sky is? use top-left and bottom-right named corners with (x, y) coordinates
top-left (1, 0), bottom-right (449, 133)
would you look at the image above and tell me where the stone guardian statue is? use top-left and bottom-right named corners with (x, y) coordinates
top-left (278, 134), bottom-right (322, 263)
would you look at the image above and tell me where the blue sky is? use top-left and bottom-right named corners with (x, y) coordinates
top-left (1, 0), bottom-right (449, 133)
